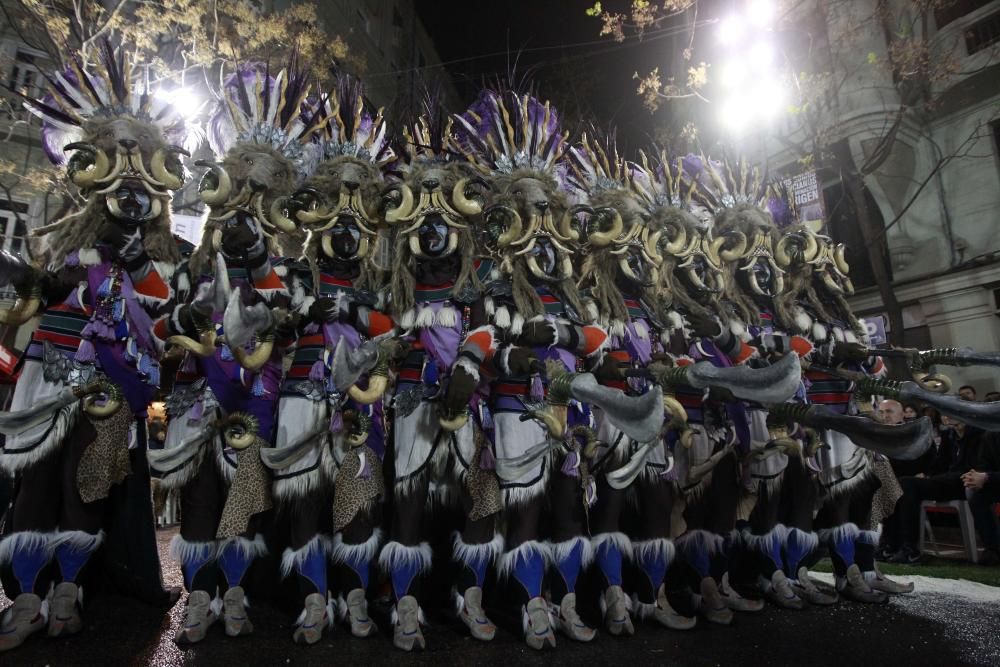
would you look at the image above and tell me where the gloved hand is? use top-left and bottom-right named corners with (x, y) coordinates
top-left (687, 310), bottom-right (722, 339)
top-left (593, 354), bottom-right (625, 384)
top-left (518, 319), bottom-right (557, 347)
top-left (308, 297), bottom-right (339, 324)
top-left (505, 347), bottom-right (541, 376)
top-left (177, 299), bottom-right (214, 333)
top-left (440, 362), bottom-right (478, 427)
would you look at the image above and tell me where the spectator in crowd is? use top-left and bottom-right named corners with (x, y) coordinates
top-left (984, 391), bottom-right (1000, 403)
top-left (964, 432), bottom-right (1000, 566)
top-left (959, 385), bottom-right (977, 401)
top-left (883, 399), bottom-right (936, 478)
top-left (903, 404), bottom-right (919, 421)
top-left (883, 415), bottom-right (988, 564)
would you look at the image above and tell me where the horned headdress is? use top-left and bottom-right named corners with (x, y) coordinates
top-left (20, 41), bottom-right (200, 269)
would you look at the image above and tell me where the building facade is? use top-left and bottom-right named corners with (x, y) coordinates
top-left (765, 0), bottom-right (1000, 393)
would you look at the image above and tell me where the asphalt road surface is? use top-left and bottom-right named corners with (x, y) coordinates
top-left (2, 527), bottom-right (998, 666)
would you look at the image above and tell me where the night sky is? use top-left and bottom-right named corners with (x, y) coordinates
top-left (414, 0), bottom-right (688, 152)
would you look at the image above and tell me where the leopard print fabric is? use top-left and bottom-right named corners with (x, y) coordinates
top-left (333, 445), bottom-right (384, 531)
top-left (216, 437), bottom-right (273, 539)
top-left (77, 406), bottom-right (133, 504)
top-left (466, 428), bottom-right (501, 522)
top-left (868, 455), bottom-right (902, 530)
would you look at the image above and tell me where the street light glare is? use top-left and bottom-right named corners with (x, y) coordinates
top-left (717, 14), bottom-right (745, 44)
top-left (747, 0), bottom-right (776, 27)
top-left (156, 86), bottom-right (203, 122)
top-left (749, 41), bottom-right (776, 67)
top-left (720, 60), bottom-right (747, 88)
top-left (719, 96), bottom-right (750, 133)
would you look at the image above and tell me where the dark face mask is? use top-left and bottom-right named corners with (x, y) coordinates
top-left (330, 217), bottom-right (361, 259)
top-left (110, 183), bottom-right (152, 223)
top-left (418, 215), bottom-right (449, 256)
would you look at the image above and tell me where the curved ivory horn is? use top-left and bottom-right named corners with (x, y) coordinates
top-left (533, 404), bottom-right (567, 440)
top-left (451, 178), bottom-right (483, 216)
top-left (802, 229), bottom-right (819, 262)
top-left (719, 231), bottom-right (748, 261)
top-left (384, 183), bottom-right (414, 223)
top-left (489, 205), bottom-right (523, 247)
top-left (663, 394), bottom-right (689, 424)
top-left (267, 196), bottom-right (297, 233)
top-left (221, 413), bottom-right (259, 450)
top-left (774, 232), bottom-right (798, 268)
top-left (64, 143), bottom-right (111, 188)
top-left (149, 147), bottom-right (185, 191)
top-left (588, 208), bottom-right (623, 247)
top-left (231, 336), bottom-right (274, 372)
top-left (80, 381), bottom-right (124, 418)
top-left (197, 160), bottom-right (232, 206)
top-left (347, 374), bottom-right (388, 405)
top-left (834, 244), bottom-right (850, 275)
top-left (644, 228), bottom-right (663, 263)
top-left (106, 195), bottom-right (161, 222)
top-left (555, 206), bottom-right (583, 242)
top-left (440, 412), bottom-right (469, 432)
top-left (912, 370), bottom-right (952, 394)
top-left (662, 221), bottom-right (687, 255)
top-left (0, 295), bottom-right (40, 325)
top-left (168, 329), bottom-right (218, 357)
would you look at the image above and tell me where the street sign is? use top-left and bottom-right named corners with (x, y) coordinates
top-left (862, 315), bottom-right (887, 345)
top-left (783, 170), bottom-right (826, 232)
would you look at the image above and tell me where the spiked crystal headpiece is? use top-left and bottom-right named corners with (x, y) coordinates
top-left (565, 131), bottom-right (628, 196)
top-left (453, 88), bottom-right (568, 177)
top-left (685, 154), bottom-right (768, 211)
top-left (629, 148), bottom-right (701, 210)
top-left (207, 56), bottom-right (323, 175)
top-left (17, 40), bottom-right (200, 164)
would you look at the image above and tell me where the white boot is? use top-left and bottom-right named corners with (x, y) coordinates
top-left (523, 596), bottom-right (556, 650)
top-left (392, 595), bottom-right (425, 651)
top-left (0, 593), bottom-right (46, 652)
top-left (551, 592), bottom-right (596, 642)
top-left (292, 592), bottom-right (331, 645)
top-left (173, 590), bottom-right (219, 644)
top-left (457, 586), bottom-right (496, 641)
top-left (602, 585), bottom-right (635, 636)
top-left (47, 582), bottom-right (83, 637)
top-left (222, 586), bottom-right (253, 636)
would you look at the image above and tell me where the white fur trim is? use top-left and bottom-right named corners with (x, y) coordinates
top-left (609, 319), bottom-right (626, 339)
top-left (484, 296), bottom-right (495, 318)
top-left (274, 265), bottom-right (288, 278)
top-left (455, 356), bottom-right (481, 384)
top-left (666, 310), bottom-right (685, 332)
top-left (378, 541), bottom-right (433, 574)
top-left (331, 528), bottom-right (383, 566)
top-left (832, 326), bottom-right (845, 342)
top-left (743, 524), bottom-right (788, 554)
top-left (452, 531), bottom-right (505, 567)
top-left (152, 260), bottom-right (176, 282)
top-left (591, 532), bottom-right (633, 560)
top-left (510, 312), bottom-right (525, 337)
top-left (169, 534), bottom-right (217, 566)
top-left (729, 319), bottom-right (749, 342)
top-left (399, 308), bottom-right (416, 330)
top-left (494, 305), bottom-right (511, 329)
top-left (50, 529), bottom-right (104, 555)
top-left (785, 527), bottom-right (820, 554)
top-left (279, 534), bottom-right (330, 579)
top-left (794, 309), bottom-right (813, 334)
top-left (676, 530), bottom-right (720, 558)
top-left (0, 531), bottom-right (54, 566)
top-left (415, 306), bottom-right (436, 329)
top-left (218, 534), bottom-right (268, 560)
top-left (437, 305), bottom-right (458, 327)
top-left (77, 248), bottom-right (101, 266)
top-left (821, 522), bottom-right (860, 546)
top-left (812, 322), bottom-right (828, 342)
top-left (856, 528), bottom-right (881, 546)
top-left (633, 320), bottom-right (649, 340)
top-left (497, 540), bottom-right (549, 581)
top-left (176, 271), bottom-right (191, 300)
top-left (585, 301), bottom-right (600, 323)
top-left (548, 536), bottom-right (595, 569)
top-left (844, 330), bottom-right (858, 344)
top-left (634, 537), bottom-right (676, 567)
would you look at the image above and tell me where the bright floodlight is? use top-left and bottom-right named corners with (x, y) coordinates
top-left (718, 96), bottom-right (750, 133)
top-left (156, 86), bottom-right (202, 121)
top-left (749, 41), bottom-right (776, 67)
top-left (747, 0), bottom-right (776, 27)
top-left (717, 14), bottom-right (745, 44)
top-left (747, 77), bottom-right (787, 119)
top-left (719, 60), bottom-right (747, 89)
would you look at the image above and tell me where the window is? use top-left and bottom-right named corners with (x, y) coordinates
top-left (0, 199), bottom-right (29, 258)
top-left (935, 0), bottom-right (993, 29)
top-left (966, 10), bottom-right (1000, 54)
top-left (8, 49), bottom-right (40, 98)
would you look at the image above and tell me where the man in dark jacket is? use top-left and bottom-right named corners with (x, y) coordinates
top-left (887, 416), bottom-right (984, 563)
top-left (964, 431), bottom-right (1000, 566)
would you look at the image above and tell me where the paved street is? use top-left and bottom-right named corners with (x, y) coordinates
top-left (2, 526), bottom-right (999, 666)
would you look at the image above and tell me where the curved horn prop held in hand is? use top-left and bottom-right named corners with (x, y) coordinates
top-left (769, 403), bottom-right (933, 460)
top-left (0, 294), bottom-right (40, 325)
top-left (889, 381), bottom-right (1000, 432)
top-left (684, 351), bottom-right (802, 404)
top-left (221, 412), bottom-right (259, 450)
top-left (80, 381), bottom-right (124, 418)
top-left (567, 373), bottom-right (665, 444)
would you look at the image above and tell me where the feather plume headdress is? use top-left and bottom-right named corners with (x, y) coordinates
top-left (453, 88), bottom-right (568, 178)
top-left (685, 154), bottom-right (768, 212)
top-left (312, 74), bottom-right (393, 166)
top-left (207, 57), bottom-right (324, 177)
top-left (565, 131), bottom-right (628, 196)
top-left (18, 41), bottom-right (200, 165)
